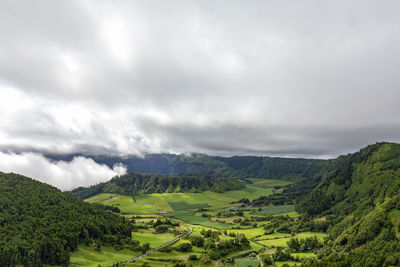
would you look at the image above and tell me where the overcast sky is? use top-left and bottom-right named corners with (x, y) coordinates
top-left (1, 1), bottom-right (400, 189)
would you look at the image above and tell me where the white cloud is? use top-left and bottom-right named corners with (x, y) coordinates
top-left (0, 152), bottom-right (126, 190)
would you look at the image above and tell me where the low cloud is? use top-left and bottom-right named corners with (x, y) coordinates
top-left (1, 1), bottom-right (400, 162)
top-left (0, 152), bottom-right (126, 190)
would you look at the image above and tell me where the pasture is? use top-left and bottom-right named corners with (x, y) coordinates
top-left (255, 231), bottom-right (327, 247)
top-left (252, 205), bottom-right (295, 215)
top-left (234, 257), bottom-right (260, 267)
top-left (132, 230), bottom-right (177, 248)
top-left (69, 245), bottom-right (140, 267)
top-left (84, 179), bottom-right (275, 214)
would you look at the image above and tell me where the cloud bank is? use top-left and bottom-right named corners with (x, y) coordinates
top-left (0, 152), bottom-right (126, 190)
top-left (1, 0), bottom-right (400, 161)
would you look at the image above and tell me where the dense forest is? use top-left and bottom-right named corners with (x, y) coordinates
top-left (0, 173), bottom-right (139, 267)
top-left (71, 173), bottom-right (245, 199)
top-left (47, 153), bottom-right (329, 182)
top-left (295, 142), bottom-right (400, 266)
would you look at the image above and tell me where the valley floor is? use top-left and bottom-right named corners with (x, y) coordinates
top-left (72, 179), bottom-right (325, 266)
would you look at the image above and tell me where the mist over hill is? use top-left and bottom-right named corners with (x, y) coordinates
top-left (45, 153), bottom-right (330, 190)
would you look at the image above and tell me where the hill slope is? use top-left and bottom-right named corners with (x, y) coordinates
top-left (296, 142), bottom-right (400, 266)
top-left (70, 173), bottom-right (245, 199)
top-left (0, 172), bottom-right (136, 267)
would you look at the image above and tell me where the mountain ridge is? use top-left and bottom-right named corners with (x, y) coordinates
top-left (45, 153), bottom-right (330, 188)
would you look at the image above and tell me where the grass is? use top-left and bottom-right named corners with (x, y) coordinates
top-left (126, 251), bottom-right (214, 267)
top-left (256, 232), bottom-right (327, 247)
top-left (257, 237), bottom-right (292, 247)
top-left (85, 182), bottom-right (275, 214)
top-left (247, 178), bottom-right (293, 188)
top-left (69, 245), bottom-right (140, 267)
top-left (253, 205), bottom-right (295, 215)
top-left (291, 252), bottom-right (316, 259)
top-left (125, 250), bottom-right (189, 266)
top-left (227, 227), bottom-right (266, 239)
top-left (234, 257), bottom-right (260, 267)
top-left (295, 232), bottom-right (327, 240)
top-left (250, 241), bottom-right (264, 251)
top-left (223, 185), bottom-right (273, 200)
top-left (132, 230), bottom-right (177, 248)
top-left (275, 261), bottom-right (299, 267)
top-left (170, 209), bottom-right (234, 229)
top-left (168, 201), bottom-right (210, 211)
top-left (85, 193), bottom-right (118, 203)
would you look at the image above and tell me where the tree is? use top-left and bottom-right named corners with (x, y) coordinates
top-left (176, 243), bottom-right (192, 252)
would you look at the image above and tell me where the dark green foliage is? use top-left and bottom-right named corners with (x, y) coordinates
top-left (296, 142), bottom-right (400, 266)
top-left (0, 172), bottom-right (136, 267)
top-left (206, 234), bottom-right (250, 260)
top-left (153, 218), bottom-right (179, 228)
top-left (272, 247), bottom-right (293, 261)
top-left (261, 254), bottom-right (273, 265)
top-left (252, 157), bottom-right (342, 207)
top-left (188, 254), bottom-right (198, 260)
top-left (286, 236), bottom-right (322, 251)
top-left (175, 243), bottom-right (192, 252)
top-left (155, 225), bottom-right (169, 233)
top-left (189, 236), bottom-right (205, 247)
top-left (200, 229), bottom-right (220, 240)
top-left (71, 173), bottom-right (244, 199)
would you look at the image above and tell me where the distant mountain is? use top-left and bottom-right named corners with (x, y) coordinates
top-left (296, 142), bottom-right (400, 266)
top-left (0, 172), bottom-right (137, 266)
top-left (46, 153), bottom-right (329, 183)
top-left (71, 173), bottom-right (245, 199)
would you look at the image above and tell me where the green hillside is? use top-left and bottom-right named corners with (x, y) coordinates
top-left (0, 173), bottom-right (138, 267)
top-left (71, 173), bottom-right (245, 199)
top-left (296, 142), bottom-right (400, 266)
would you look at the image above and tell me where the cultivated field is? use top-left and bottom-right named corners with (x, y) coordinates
top-left (80, 178), bottom-right (326, 266)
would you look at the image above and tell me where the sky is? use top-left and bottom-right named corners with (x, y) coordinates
top-left (1, 1), bottom-right (400, 189)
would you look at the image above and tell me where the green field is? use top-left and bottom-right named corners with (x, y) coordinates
top-left (170, 209), bottom-right (234, 229)
top-left (275, 261), bottom-right (299, 267)
top-left (234, 257), bottom-right (260, 267)
top-left (79, 179), bottom-right (320, 266)
top-left (70, 245), bottom-right (140, 267)
top-left (292, 252), bottom-right (317, 259)
top-left (228, 227), bottom-right (266, 239)
top-left (255, 232), bottom-right (327, 247)
top-left (85, 182), bottom-right (274, 214)
top-left (132, 230), bottom-right (177, 248)
top-left (252, 205), bottom-right (295, 215)
top-left (246, 178), bottom-right (293, 188)
top-left (126, 250), bottom-right (214, 267)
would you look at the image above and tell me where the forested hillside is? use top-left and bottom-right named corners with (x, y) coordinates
top-left (296, 142), bottom-right (400, 266)
top-left (0, 173), bottom-right (138, 267)
top-left (71, 173), bottom-right (245, 199)
top-left (47, 153), bottom-right (329, 182)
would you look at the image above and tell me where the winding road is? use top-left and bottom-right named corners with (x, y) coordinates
top-left (120, 225), bottom-right (193, 265)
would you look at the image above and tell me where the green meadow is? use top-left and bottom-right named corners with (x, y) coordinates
top-left (255, 232), bottom-right (327, 248)
top-left (246, 178), bottom-right (293, 188)
top-left (253, 204), bottom-right (295, 215)
top-left (132, 230), bottom-right (177, 248)
top-left (69, 246), bottom-right (140, 267)
top-left (234, 257), bottom-right (260, 267)
top-left (85, 182), bottom-right (275, 214)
